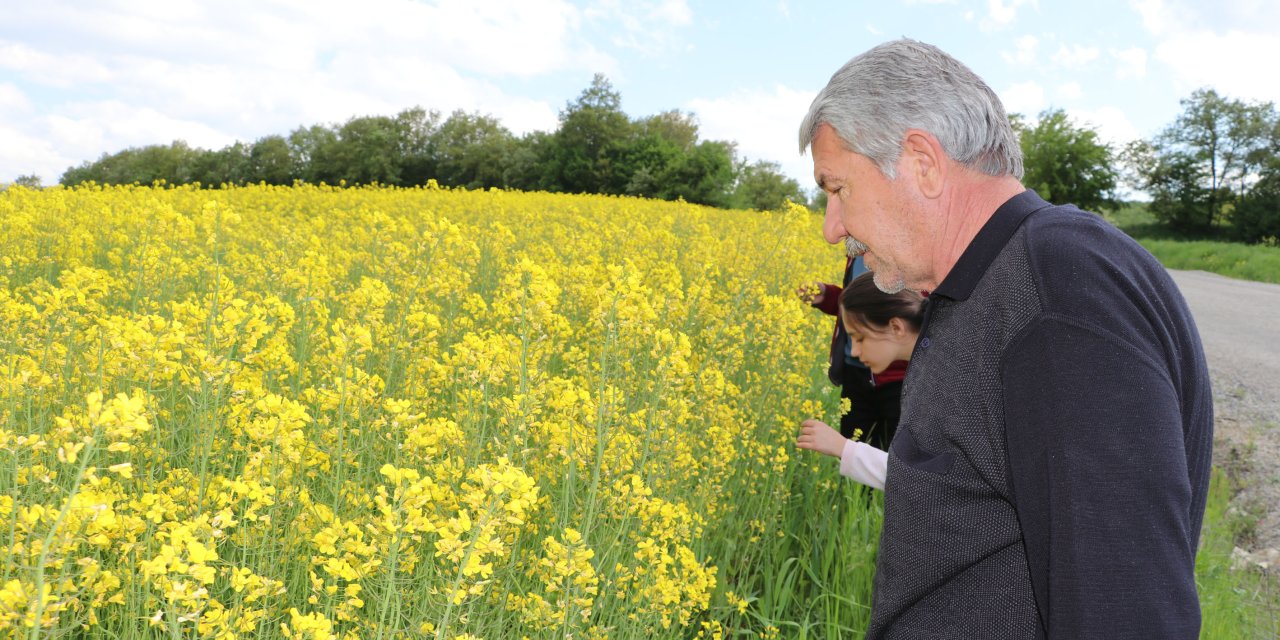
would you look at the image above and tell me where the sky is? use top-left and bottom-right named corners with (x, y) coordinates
top-left (3, 0), bottom-right (1280, 190)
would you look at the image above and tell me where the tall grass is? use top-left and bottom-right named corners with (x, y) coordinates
top-left (1134, 239), bottom-right (1280, 284)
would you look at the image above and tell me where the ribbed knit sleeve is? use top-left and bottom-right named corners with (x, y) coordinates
top-left (1003, 314), bottom-right (1200, 638)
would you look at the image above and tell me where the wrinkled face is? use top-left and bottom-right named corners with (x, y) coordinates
top-left (811, 124), bottom-right (924, 294)
top-left (841, 313), bottom-right (915, 374)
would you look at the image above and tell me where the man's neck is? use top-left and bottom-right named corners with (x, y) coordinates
top-left (918, 173), bottom-right (1025, 291)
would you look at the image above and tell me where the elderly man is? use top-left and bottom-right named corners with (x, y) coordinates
top-left (799, 39), bottom-right (1212, 638)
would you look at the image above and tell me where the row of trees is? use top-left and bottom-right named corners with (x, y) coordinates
top-left (1123, 88), bottom-right (1280, 243)
top-left (992, 88), bottom-right (1280, 244)
top-left (50, 76), bottom-right (1280, 241)
top-left (60, 75), bottom-right (806, 212)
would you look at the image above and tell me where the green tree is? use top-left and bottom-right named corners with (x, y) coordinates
top-left (395, 107), bottom-right (441, 186)
top-left (433, 110), bottom-right (516, 189)
top-left (247, 135), bottom-right (295, 185)
top-left (188, 142), bottom-right (251, 186)
top-left (730, 159), bottom-right (805, 211)
top-left (330, 115), bottom-right (406, 185)
top-left (1015, 108), bottom-right (1119, 213)
top-left (636, 110), bottom-right (699, 150)
top-left (610, 110), bottom-right (703, 197)
top-left (1168, 89), bottom-right (1238, 228)
top-left (614, 133), bottom-right (683, 198)
top-left (658, 140), bottom-right (736, 207)
top-left (61, 141), bottom-right (205, 186)
top-left (1125, 89), bottom-right (1278, 232)
top-left (288, 124), bottom-right (341, 184)
top-left (1232, 160), bottom-right (1280, 243)
top-left (548, 74), bottom-right (633, 193)
top-left (503, 132), bottom-right (553, 192)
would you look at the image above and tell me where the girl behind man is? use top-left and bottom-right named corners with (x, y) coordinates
top-left (795, 272), bottom-right (925, 489)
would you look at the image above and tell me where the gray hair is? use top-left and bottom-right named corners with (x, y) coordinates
top-left (799, 39), bottom-right (1023, 179)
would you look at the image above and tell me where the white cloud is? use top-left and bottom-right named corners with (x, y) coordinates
top-left (1000, 81), bottom-right (1046, 117)
top-left (1001, 35), bottom-right (1039, 66)
top-left (1051, 44), bottom-right (1100, 68)
top-left (1130, 0), bottom-right (1180, 36)
top-left (1110, 46), bottom-right (1147, 79)
top-left (0, 83), bottom-right (31, 114)
top-left (1056, 82), bottom-right (1083, 100)
top-left (0, 40), bottom-right (115, 88)
top-left (5, 0), bottom-right (603, 79)
top-left (867, 24), bottom-right (884, 36)
top-left (0, 0), bottom-right (607, 180)
top-left (0, 100), bottom-right (240, 183)
top-left (1132, 0), bottom-right (1280, 37)
top-left (585, 0), bottom-right (693, 56)
top-left (778, 1), bottom-right (790, 18)
top-left (1154, 30), bottom-right (1280, 103)
top-left (0, 124), bottom-right (68, 182)
top-left (653, 0), bottom-right (693, 25)
top-left (51, 102), bottom-right (237, 152)
top-left (981, 0), bottom-right (1037, 32)
top-left (1132, 0), bottom-right (1280, 103)
top-left (686, 85), bottom-right (817, 185)
top-left (1065, 106), bottom-right (1141, 146)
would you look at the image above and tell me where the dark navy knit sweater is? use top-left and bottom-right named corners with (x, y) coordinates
top-left (867, 190), bottom-right (1213, 639)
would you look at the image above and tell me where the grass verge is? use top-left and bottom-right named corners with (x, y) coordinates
top-left (1106, 202), bottom-right (1280, 284)
top-left (1198, 470), bottom-right (1280, 638)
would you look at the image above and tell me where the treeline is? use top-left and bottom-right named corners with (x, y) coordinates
top-left (997, 87), bottom-right (1280, 244)
top-left (1123, 88), bottom-right (1280, 243)
top-left (53, 77), bottom-right (1280, 241)
top-left (60, 75), bottom-right (807, 212)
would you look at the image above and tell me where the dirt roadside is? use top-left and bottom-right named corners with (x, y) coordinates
top-left (1168, 269), bottom-right (1280, 570)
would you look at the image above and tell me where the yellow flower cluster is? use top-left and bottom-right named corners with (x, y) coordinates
top-left (0, 184), bottom-right (844, 638)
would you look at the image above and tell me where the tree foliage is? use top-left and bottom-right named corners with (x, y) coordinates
top-left (729, 160), bottom-right (806, 211)
top-left (1233, 160), bottom-right (1280, 244)
top-left (57, 75), bottom-right (803, 212)
top-left (1014, 108), bottom-right (1118, 213)
top-left (1124, 88), bottom-right (1279, 235)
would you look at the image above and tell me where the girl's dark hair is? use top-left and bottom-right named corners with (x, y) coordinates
top-left (839, 272), bottom-right (925, 333)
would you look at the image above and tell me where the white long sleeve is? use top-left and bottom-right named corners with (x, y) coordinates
top-left (839, 439), bottom-right (887, 490)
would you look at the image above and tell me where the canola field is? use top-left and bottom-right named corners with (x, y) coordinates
top-left (0, 184), bottom-right (882, 639)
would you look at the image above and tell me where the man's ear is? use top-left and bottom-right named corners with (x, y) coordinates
top-left (901, 129), bottom-right (945, 199)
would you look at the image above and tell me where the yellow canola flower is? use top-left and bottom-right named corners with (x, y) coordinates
top-left (0, 184), bottom-right (842, 637)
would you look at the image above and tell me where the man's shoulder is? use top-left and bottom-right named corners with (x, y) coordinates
top-left (1010, 202), bottom-right (1183, 325)
top-left (1016, 203), bottom-right (1160, 281)
top-left (1021, 203), bottom-right (1129, 248)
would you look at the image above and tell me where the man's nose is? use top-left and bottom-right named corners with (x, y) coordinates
top-left (823, 199), bottom-right (846, 245)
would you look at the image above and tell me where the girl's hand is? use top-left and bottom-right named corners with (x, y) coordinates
top-left (796, 418), bottom-right (847, 458)
top-left (796, 282), bottom-right (824, 305)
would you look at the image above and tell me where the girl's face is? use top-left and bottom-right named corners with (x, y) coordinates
top-left (842, 313), bottom-right (918, 374)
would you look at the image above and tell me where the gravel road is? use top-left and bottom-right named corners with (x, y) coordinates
top-left (1168, 269), bottom-right (1280, 566)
